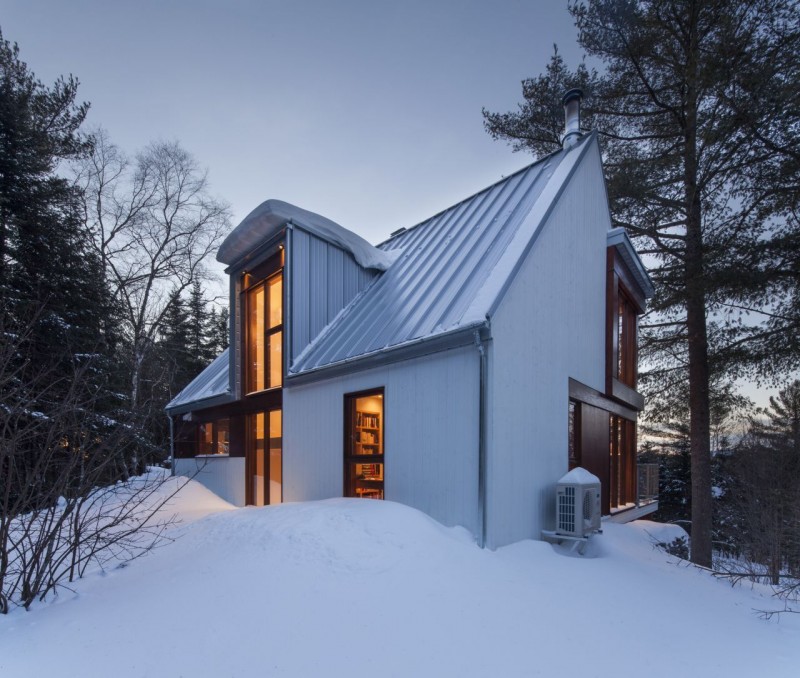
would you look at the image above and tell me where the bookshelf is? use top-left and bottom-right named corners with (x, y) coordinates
top-left (345, 392), bottom-right (385, 500)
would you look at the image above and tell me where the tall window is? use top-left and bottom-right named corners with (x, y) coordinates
top-left (344, 390), bottom-right (385, 499)
top-left (609, 415), bottom-right (637, 510)
top-left (617, 288), bottom-right (637, 387)
top-left (247, 409), bottom-right (282, 506)
top-left (245, 271), bottom-right (283, 394)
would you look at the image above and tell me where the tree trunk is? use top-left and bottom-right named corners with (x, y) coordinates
top-left (684, 9), bottom-right (713, 568)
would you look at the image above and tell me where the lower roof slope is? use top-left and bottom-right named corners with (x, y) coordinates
top-left (289, 134), bottom-right (595, 377)
top-left (165, 348), bottom-right (231, 415)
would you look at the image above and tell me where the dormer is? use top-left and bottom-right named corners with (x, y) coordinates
top-left (216, 200), bottom-right (394, 398)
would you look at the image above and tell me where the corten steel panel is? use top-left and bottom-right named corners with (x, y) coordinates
top-left (580, 403), bottom-right (611, 515)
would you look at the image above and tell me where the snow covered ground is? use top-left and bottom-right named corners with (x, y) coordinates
top-left (1, 476), bottom-right (797, 677)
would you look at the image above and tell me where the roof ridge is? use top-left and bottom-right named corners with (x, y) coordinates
top-left (378, 144), bottom-right (568, 248)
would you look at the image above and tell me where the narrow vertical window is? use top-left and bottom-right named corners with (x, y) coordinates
top-left (568, 400), bottom-right (581, 470)
top-left (617, 289), bottom-right (637, 388)
top-left (269, 409), bottom-right (282, 504)
top-left (245, 270), bottom-right (283, 394)
top-left (344, 389), bottom-right (385, 499)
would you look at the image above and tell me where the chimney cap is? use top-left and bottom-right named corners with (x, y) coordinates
top-left (561, 88), bottom-right (583, 106)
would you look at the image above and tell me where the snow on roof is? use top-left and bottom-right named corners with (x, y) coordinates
top-left (559, 466), bottom-right (600, 485)
top-left (607, 227), bottom-right (655, 300)
top-left (217, 199), bottom-right (398, 271)
top-left (165, 348), bottom-right (232, 414)
top-left (289, 134), bottom-right (596, 377)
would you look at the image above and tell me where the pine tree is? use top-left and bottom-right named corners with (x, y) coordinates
top-left (214, 306), bottom-right (229, 353)
top-left (730, 381), bottom-right (800, 583)
top-left (482, 0), bottom-right (800, 567)
top-left (159, 290), bottom-right (193, 395)
top-left (0, 29), bottom-right (137, 504)
top-left (187, 279), bottom-right (211, 373)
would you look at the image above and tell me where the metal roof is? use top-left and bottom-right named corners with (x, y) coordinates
top-left (217, 199), bottom-right (397, 271)
top-left (606, 228), bottom-right (655, 300)
top-left (165, 348), bottom-right (232, 414)
top-left (289, 134), bottom-right (594, 377)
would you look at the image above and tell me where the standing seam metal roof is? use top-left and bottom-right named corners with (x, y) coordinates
top-left (165, 348), bottom-right (231, 413)
top-left (289, 139), bottom-right (583, 375)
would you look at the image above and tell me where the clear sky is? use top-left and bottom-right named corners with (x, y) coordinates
top-left (2, 0), bottom-right (582, 244)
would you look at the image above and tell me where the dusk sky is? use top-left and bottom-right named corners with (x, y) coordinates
top-left (3, 0), bottom-right (582, 245)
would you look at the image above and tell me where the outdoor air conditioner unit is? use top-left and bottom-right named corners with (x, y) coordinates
top-left (555, 467), bottom-right (601, 538)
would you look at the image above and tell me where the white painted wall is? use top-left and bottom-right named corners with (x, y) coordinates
top-left (486, 141), bottom-right (609, 548)
top-left (283, 345), bottom-right (481, 535)
top-left (175, 457), bottom-right (246, 506)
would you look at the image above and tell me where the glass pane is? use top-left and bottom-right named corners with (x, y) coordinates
top-left (251, 412), bottom-right (266, 506)
top-left (216, 418), bottom-right (229, 455)
top-left (198, 423), bottom-right (213, 455)
top-left (354, 395), bottom-right (382, 456)
top-left (268, 331), bottom-right (282, 388)
top-left (268, 273), bottom-right (282, 329)
top-left (344, 391), bottom-right (384, 499)
top-left (269, 409), bottom-right (282, 504)
top-left (247, 284), bottom-right (265, 393)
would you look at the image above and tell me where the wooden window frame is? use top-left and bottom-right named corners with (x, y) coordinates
top-left (343, 388), bottom-right (385, 500)
top-left (606, 248), bottom-right (645, 410)
top-left (242, 257), bottom-right (284, 396)
top-left (196, 418), bottom-right (230, 456)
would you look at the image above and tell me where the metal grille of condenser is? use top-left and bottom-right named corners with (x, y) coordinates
top-left (557, 485), bottom-right (576, 533)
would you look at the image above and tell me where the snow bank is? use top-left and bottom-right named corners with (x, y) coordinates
top-left (1, 482), bottom-right (797, 678)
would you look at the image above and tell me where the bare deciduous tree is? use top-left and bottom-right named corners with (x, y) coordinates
top-left (0, 313), bottom-right (189, 613)
top-left (75, 131), bottom-right (230, 409)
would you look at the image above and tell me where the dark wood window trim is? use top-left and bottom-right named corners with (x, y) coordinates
top-left (569, 378), bottom-right (637, 422)
top-left (568, 399), bottom-right (581, 470)
top-left (343, 388), bottom-right (385, 500)
top-left (606, 248), bottom-right (645, 410)
top-left (196, 418), bottom-right (230, 456)
top-left (242, 249), bottom-right (284, 396)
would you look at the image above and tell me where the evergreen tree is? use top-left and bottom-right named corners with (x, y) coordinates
top-left (187, 279), bottom-right (211, 372)
top-left (0, 28), bottom-right (114, 401)
top-left (483, 0), bottom-right (800, 567)
top-left (214, 306), bottom-right (230, 353)
top-left (159, 290), bottom-right (193, 395)
top-left (728, 381), bottom-right (800, 583)
top-left (0, 29), bottom-right (137, 505)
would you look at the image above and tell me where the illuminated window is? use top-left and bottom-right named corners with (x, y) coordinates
top-left (617, 288), bottom-right (637, 387)
top-left (609, 415), bottom-right (637, 510)
top-left (245, 270), bottom-right (283, 394)
top-left (197, 418), bottom-right (230, 455)
top-left (344, 390), bottom-right (385, 499)
top-left (247, 408), bottom-right (282, 506)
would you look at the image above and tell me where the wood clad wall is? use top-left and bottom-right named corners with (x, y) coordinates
top-left (288, 227), bottom-right (377, 366)
top-left (487, 141), bottom-right (610, 548)
top-left (283, 346), bottom-right (480, 536)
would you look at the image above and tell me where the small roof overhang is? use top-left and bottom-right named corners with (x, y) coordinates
top-left (607, 228), bottom-right (655, 300)
top-left (217, 199), bottom-right (398, 272)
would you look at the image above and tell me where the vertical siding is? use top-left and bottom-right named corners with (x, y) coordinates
top-left (289, 226), bottom-right (377, 365)
top-left (175, 457), bottom-right (245, 506)
top-left (486, 142), bottom-right (609, 548)
top-left (283, 346), bottom-right (480, 535)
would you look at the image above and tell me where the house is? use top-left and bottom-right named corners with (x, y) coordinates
top-left (166, 92), bottom-right (656, 548)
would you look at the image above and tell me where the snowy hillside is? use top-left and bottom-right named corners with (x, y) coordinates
top-left (1, 476), bottom-right (797, 678)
